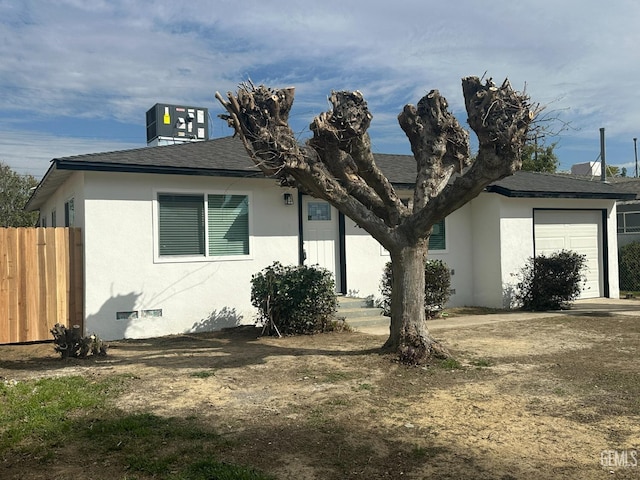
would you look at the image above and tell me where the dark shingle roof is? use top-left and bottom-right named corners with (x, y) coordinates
top-left (603, 177), bottom-right (640, 201)
top-left (25, 136), bottom-right (636, 211)
top-left (54, 136), bottom-right (262, 175)
top-left (487, 171), bottom-right (636, 200)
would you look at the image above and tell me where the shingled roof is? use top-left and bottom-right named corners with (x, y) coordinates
top-left (25, 136), bottom-right (635, 211)
top-left (487, 171), bottom-right (636, 200)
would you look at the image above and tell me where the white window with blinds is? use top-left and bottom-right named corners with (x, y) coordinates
top-left (155, 191), bottom-right (251, 261)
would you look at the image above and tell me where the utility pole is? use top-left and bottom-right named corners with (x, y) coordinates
top-left (600, 128), bottom-right (606, 182)
top-left (634, 137), bottom-right (638, 178)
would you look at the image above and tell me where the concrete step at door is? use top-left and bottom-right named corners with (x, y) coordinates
top-left (337, 296), bottom-right (388, 327)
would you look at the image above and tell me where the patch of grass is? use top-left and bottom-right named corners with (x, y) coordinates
top-left (190, 370), bottom-right (216, 378)
top-left (357, 383), bottom-right (373, 391)
top-left (305, 406), bottom-right (344, 434)
top-left (0, 375), bottom-right (124, 453)
top-left (297, 368), bottom-right (356, 383)
top-left (470, 358), bottom-right (493, 368)
top-left (0, 377), bottom-right (274, 479)
top-left (438, 358), bottom-right (463, 370)
top-left (411, 445), bottom-right (447, 459)
top-left (176, 460), bottom-right (277, 480)
top-left (325, 397), bottom-right (349, 406)
top-left (323, 371), bottom-right (351, 383)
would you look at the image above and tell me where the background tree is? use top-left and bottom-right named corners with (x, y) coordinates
top-left (217, 77), bottom-right (535, 364)
top-left (0, 161), bottom-right (39, 227)
top-left (520, 140), bottom-right (559, 172)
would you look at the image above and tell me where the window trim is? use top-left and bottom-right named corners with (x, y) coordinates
top-left (153, 189), bottom-right (253, 263)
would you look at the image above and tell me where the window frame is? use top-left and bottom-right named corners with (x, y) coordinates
top-left (64, 197), bottom-right (75, 227)
top-left (617, 210), bottom-right (640, 234)
top-left (153, 189), bottom-right (253, 263)
top-left (379, 217), bottom-right (447, 255)
top-left (428, 218), bottom-right (447, 251)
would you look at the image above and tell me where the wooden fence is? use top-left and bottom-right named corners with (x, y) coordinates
top-left (0, 228), bottom-right (83, 344)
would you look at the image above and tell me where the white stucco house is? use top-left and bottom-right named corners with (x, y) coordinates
top-left (25, 136), bottom-right (635, 340)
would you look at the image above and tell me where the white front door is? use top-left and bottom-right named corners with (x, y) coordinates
top-left (302, 198), bottom-right (340, 289)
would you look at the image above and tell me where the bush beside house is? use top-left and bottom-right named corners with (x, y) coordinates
top-left (251, 262), bottom-right (338, 336)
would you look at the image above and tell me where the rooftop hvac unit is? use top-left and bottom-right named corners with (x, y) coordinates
top-left (146, 103), bottom-right (209, 145)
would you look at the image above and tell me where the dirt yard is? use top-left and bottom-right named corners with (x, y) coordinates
top-left (1, 313), bottom-right (639, 479)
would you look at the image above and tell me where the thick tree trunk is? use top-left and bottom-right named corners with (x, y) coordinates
top-left (383, 241), bottom-right (450, 363)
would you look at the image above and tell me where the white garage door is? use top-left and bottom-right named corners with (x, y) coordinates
top-left (534, 210), bottom-right (602, 299)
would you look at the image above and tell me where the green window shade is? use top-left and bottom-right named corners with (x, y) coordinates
top-left (158, 194), bottom-right (205, 256)
top-left (429, 219), bottom-right (446, 250)
top-left (208, 194), bottom-right (249, 256)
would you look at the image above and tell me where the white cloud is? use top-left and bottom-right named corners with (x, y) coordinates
top-left (0, 130), bottom-right (141, 178)
top-left (1, 0), bottom-right (640, 173)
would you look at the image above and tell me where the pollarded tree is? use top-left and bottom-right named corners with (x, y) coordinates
top-left (216, 76), bottom-right (536, 364)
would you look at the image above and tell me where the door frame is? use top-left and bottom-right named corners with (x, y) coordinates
top-left (297, 192), bottom-right (346, 294)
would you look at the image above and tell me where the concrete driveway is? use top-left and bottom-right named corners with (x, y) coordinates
top-left (355, 297), bottom-right (640, 336)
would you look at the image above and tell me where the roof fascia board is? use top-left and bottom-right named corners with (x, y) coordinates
top-left (485, 185), bottom-right (636, 200)
top-left (55, 159), bottom-right (264, 178)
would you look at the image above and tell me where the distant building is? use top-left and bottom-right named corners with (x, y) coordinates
top-left (571, 161), bottom-right (601, 176)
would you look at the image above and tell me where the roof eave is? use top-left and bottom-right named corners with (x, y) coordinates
top-left (55, 159), bottom-right (264, 178)
top-left (486, 185), bottom-right (636, 200)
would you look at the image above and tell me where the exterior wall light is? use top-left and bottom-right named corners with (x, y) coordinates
top-left (283, 193), bottom-right (294, 205)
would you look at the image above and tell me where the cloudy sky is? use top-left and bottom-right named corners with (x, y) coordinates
top-left (2, 0), bottom-right (640, 178)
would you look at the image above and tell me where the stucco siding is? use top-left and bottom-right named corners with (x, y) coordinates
top-left (471, 194), bottom-right (503, 307)
top-left (38, 171), bottom-right (86, 228)
top-left (429, 204), bottom-right (474, 307)
top-left (498, 198), bottom-right (536, 307)
top-left (82, 172), bottom-right (299, 340)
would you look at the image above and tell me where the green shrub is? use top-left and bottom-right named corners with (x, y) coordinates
top-left (619, 241), bottom-right (640, 292)
top-left (379, 259), bottom-right (451, 319)
top-left (251, 262), bottom-right (338, 335)
top-left (516, 250), bottom-right (587, 311)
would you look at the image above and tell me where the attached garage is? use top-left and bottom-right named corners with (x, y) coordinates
top-left (534, 209), bottom-right (604, 299)
top-left (485, 172), bottom-right (636, 307)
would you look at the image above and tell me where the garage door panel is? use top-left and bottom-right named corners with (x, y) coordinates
top-left (534, 210), bottom-right (602, 299)
top-left (536, 238), bottom-right (566, 251)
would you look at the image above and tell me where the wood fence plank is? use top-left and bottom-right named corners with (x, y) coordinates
top-left (23, 228), bottom-right (39, 342)
top-left (37, 228), bottom-right (49, 340)
top-left (7, 228), bottom-right (19, 343)
top-left (70, 228), bottom-right (84, 330)
top-left (0, 229), bottom-right (9, 344)
top-left (55, 228), bottom-right (69, 328)
top-left (45, 228), bottom-right (58, 327)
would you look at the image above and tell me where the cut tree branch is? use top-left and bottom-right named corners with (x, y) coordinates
top-left (216, 85), bottom-right (398, 247)
top-left (404, 76), bottom-right (536, 237)
top-left (398, 89), bottom-right (471, 211)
